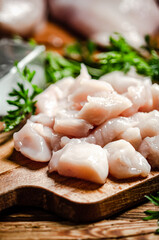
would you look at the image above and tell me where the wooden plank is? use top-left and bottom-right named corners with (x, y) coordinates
top-left (0, 140), bottom-right (159, 222)
top-left (0, 202), bottom-right (158, 240)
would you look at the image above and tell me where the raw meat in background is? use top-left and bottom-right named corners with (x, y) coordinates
top-left (0, 0), bottom-right (46, 36)
top-left (48, 0), bottom-right (159, 48)
top-left (1, 0), bottom-right (159, 48)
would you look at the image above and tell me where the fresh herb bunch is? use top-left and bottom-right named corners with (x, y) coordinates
top-left (45, 52), bottom-right (81, 84)
top-left (144, 193), bottom-right (159, 234)
top-left (65, 40), bottom-right (97, 64)
top-left (97, 35), bottom-right (151, 76)
top-left (44, 33), bottom-right (159, 84)
top-left (2, 65), bottom-right (42, 132)
top-left (98, 34), bottom-right (159, 82)
top-left (65, 40), bottom-right (105, 78)
top-left (45, 39), bottom-right (105, 83)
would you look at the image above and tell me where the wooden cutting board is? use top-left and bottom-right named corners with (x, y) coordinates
top-left (0, 138), bottom-right (159, 223)
top-left (0, 22), bottom-right (159, 223)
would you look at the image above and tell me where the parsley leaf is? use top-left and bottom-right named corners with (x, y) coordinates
top-left (98, 48), bottom-right (151, 76)
top-left (148, 51), bottom-right (159, 82)
top-left (143, 192), bottom-right (159, 234)
top-left (45, 52), bottom-right (81, 83)
top-left (44, 33), bottom-right (159, 84)
top-left (97, 34), bottom-right (152, 77)
top-left (2, 65), bottom-right (42, 132)
top-left (65, 40), bottom-right (97, 63)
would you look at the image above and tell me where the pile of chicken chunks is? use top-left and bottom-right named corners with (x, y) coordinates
top-left (14, 65), bottom-right (159, 184)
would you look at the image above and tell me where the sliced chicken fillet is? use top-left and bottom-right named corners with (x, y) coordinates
top-left (48, 141), bottom-right (109, 184)
top-left (138, 135), bottom-right (159, 169)
top-left (77, 93), bottom-right (132, 125)
top-left (104, 139), bottom-right (151, 179)
top-left (14, 120), bottom-right (51, 162)
top-left (117, 127), bottom-right (142, 149)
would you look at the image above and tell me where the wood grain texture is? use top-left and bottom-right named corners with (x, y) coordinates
top-left (0, 139), bottom-right (159, 223)
top-left (0, 202), bottom-right (159, 240)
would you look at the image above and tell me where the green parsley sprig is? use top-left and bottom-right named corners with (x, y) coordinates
top-left (2, 65), bottom-right (42, 132)
top-left (97, 34), bottom-right (159, 82)
top-left (45, 52), bottom-right (81, 84)
top-left (44, 33), bottom-right (159, 84)
top-left (97, 34), bottom-right (151, 76)
top-left (65, 40), bottom-right (97, 64)
top-left (144, 192), bottom-right (159, 234)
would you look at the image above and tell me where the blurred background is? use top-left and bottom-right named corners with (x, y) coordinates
top-left (1, 0), bottom-right (159, 49)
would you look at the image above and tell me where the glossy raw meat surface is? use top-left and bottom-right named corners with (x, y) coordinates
top-left (13, 65), bottom-right (159, 183)
top-left (104, 140), bottom-right (151, 179)
top-left (49, 0), bottom-right (159, 48)
top-left (49, 141), bottom-right (109, 184)
top-left (14, 120), bottom-right (51, 162)
top-left (139, 135), bottom-right (159, 169)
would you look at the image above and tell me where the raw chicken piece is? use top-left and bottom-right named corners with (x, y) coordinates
top-left (69, 64), bottom-right (91, 94)
top-left (60, 136), bottom-right (71, 148)
top-left (117, 127), bottom-right (142, 149)
top-left (69, 79), bottom-right (113, 106)
top-left (131, 111), bottom-right (155, 123)
top-left (130, 110), bottom-right (159, 139)
top-left (76, 64), bottom-right (91, 81)
top-left (77, 92), bottom-right (132, 125)
top-left (0, 0), bottom-right (46, 36)
top-left (50, 132), bottom-right (63, 152)
top-left (62, 116), bottom-right (137, 147)
top-left (54, 118), bottom-right (93, 137)
top-left (54, 109), bottom-right (77, 119)
top-left (48, 141), bottom-right (109, 184)
top-left (135, 110), bottom-right (159, 139)
top-left (32, 123), bottom-right (53, 146)
top-left (31, 122), bottom-right (61, 151)
top-left (67, 65), bottom-right (92, 111)
top-left (68, 64), bottom-right (114, 111)
top-left (49, 0), bottom-right (159, 48)
top-left (55, 76), bottom-right (75, 97)
top-left (122, 81), bottom-right (153, 116)
top-left (54, 110), bottom-right (93, 137)
top-left (122, 85), bottom-right (145, 116)
top-left (139, 80), bottom-right (153, 112)
top-left (138, 118), bottom-right (159, 139)
top-left (30, 113), bottom-right (54, 128)
top-left (14, 120), bottom-right (51, 162)
top-left (151, 83), bottom-right (159, 110)
top-left (138, 135), bottom-right (159, 169)
top-left (35, 84), bottom-right (63, 117)
top-left (100, 71), bottom-right (140, 94)
top-left (104, 140), bottom-right (151, 179)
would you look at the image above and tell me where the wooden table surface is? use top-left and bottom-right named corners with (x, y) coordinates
top-left (0, 21), bottom-right (159, 240)
top-left (0, 201), bottom-right (158, 240)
